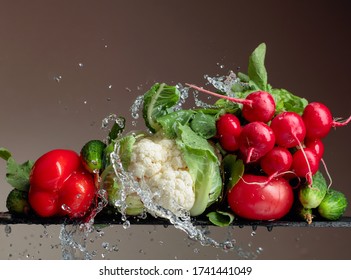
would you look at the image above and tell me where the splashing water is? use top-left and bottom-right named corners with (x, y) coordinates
top-left (59, 188), bottom-right (109, 259)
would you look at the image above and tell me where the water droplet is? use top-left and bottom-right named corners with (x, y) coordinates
top-left (78, 62), bottom-right (84, 68)
top-left (256, 247), bottom-right (263, 254)
top-left (251, 231), bottom-right (256, 237)
top-left (106, 97), bottom-right (111, 102)
top-left (125, 87), bottom-right (131, 92)
top-left (54, 75), bottom-right (63, 83)
top-left (216, 62), bottom-right (225, 69)
top-left (61, 204), bottom-right (72, 213)
top-left (108, 84), bottom-right (112, 89)
top-left (102, 242), bottom-right (109, 249)
top-left (4, 225), bottom-right (11, 235)
top-left (122, 220), bottom-right (130, 229)
top-left (83, 100), bottom-right (88, 105)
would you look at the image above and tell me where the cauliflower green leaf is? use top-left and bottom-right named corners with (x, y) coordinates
top-left (176, 125), bottom-right (222, 216)
top-left (143, 83), bottom-right (180, 133)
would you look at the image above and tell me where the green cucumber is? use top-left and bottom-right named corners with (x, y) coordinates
top-left (6, 189), bottom-right (30, 215)
top-left (80, 140), bottom-right (106, 173)
top-left (298, 171), bottom-right (327, 209)
top-left (318, 189), bottom-right (348, 220)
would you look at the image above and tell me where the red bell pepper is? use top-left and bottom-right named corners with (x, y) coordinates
top-left (28, 149), bottom-right (96, 218)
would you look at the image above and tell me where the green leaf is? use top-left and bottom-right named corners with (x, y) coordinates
top-left (207, 211), bottom-right (234, 227)
top-left (222, 154), bottom-right (244, 191)
top-left (6, 158), bottom-right (34, 191)
top-left (0, 147), bottom-right (12, 161)
top-left (270, 88), bottom-right (308, 115)
top-left (142, 83), bottom-right (180, 133)
top-left (190, 112), bottom-right (217, 139)
top-left (248, 43), bottom-right (268, 90)
top-left (176, 125), bottom-right (222, 216)
top-left (237, 72), bottom-right (250, 83)
top-left (157, 110), bottom-right (195, 138)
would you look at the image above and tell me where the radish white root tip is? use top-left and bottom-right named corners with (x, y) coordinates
top-left (321, 158), bottom-right (333, 189)
top-left (332, 115), bottom-right (351, 127)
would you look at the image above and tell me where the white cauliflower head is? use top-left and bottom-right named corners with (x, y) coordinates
top-left (128, 135), bottom-right (195, 215)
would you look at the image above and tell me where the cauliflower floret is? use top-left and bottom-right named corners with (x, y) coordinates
top-left (129, 138), bottom-right (167, 178)
top-left (128, 135), bottom-right (195, 215)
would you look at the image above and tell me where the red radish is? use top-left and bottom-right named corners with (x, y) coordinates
top-left (302, 102), bottom-right (351, 139)
top-left (291, 147), bottom-right (320, 184)
top-left (186, 84), bottom-right (276, 123)
top-left (227, 174), bottom-right (294, 220)
top-left (242, 91), bottom-right (276, 123)
top-left (216, 113), bottom-right (241, 151)
top-left (260, 147), bottom-right (293, 177)
top-left (304, 138), bottom-right (324, 160)
top-left (270, 112), bottom-right (306, 148)
top-left (305, 138), bottom-right (332, 188)
top-left (238, 122), bottom-right (275, 163)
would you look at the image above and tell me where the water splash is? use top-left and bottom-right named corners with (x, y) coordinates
top-left (130, 95), bottom-right (144, 119)
top-left (59, 189), bottom-right (108, 259)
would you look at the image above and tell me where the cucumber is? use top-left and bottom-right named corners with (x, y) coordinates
top-left (298, 171), bottom-right (327, 209)
top-left (318, 189), bottom-right (348, 220)
top-left (80, 140), bottom-right (106, 173)
top-left (6, 189), bottom-right (30, 215)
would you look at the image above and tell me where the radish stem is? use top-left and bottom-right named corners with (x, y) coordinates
top-left (186, 83), bottom-right (253, 106)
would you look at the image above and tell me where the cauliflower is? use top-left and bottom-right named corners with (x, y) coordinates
top-left (128, 135), bottom-right (195, 215)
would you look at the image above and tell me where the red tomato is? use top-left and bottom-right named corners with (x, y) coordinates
top-left (227, 174), bottom-right (294, 220)
top-left (29, 149), bottom-right (96, 218)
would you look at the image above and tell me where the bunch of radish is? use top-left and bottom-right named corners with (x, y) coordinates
top-left (187, 69), bottom-right (350, 223)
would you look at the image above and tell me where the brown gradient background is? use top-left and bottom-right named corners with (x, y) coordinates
top-left (0, 0), bottom-right (351, 259)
